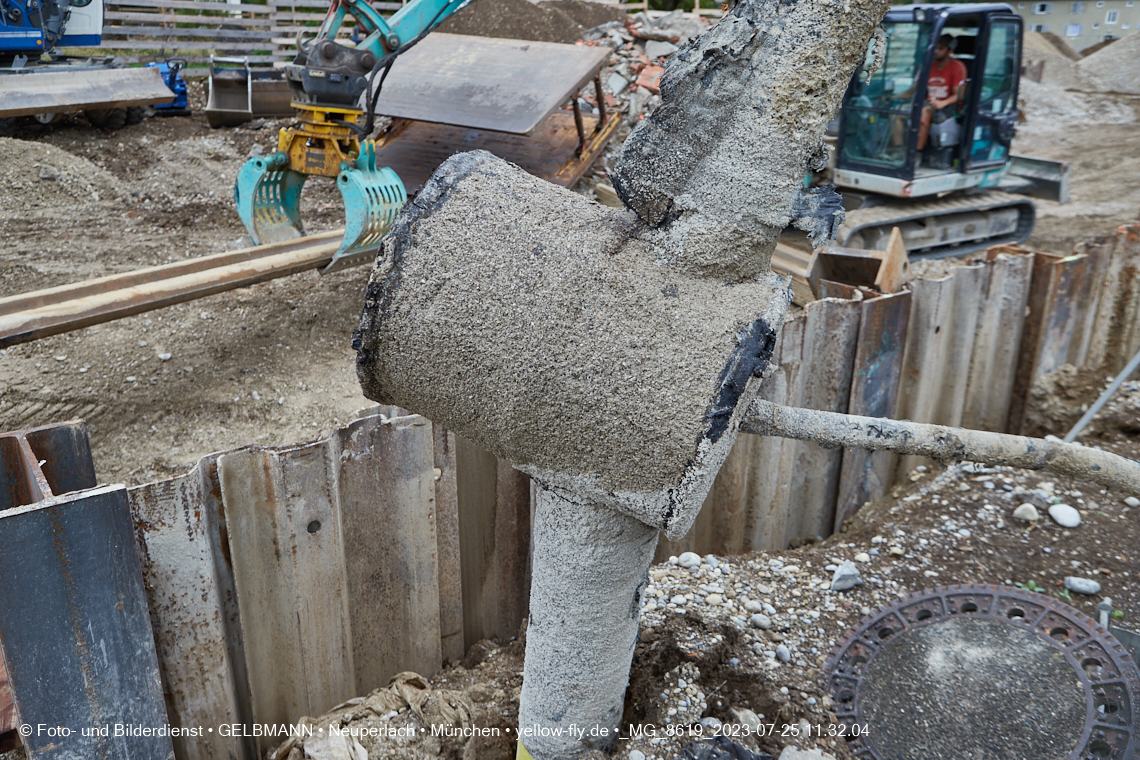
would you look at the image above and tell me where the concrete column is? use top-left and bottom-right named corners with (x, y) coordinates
top-left (517, 487), bottom-right (659, 759)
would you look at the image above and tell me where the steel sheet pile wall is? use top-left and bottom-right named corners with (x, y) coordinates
top-left (664, 236), bottom-right (1138, 558)
top-left (121, 411), bottom-right (529, 760)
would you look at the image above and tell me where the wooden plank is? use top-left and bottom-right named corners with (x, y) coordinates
top-left (129, 456), bottom-right (257, 760)
top-left (334, 414), bottom-right (443, 690)
top-left (104, 25), bottom-right (275, 39)
top-left (456, 437), bottom-right (531, 648)
top-left (433, 426), bottom-right (465, 665)
top-left (106, 10), bottom-right (273, 25)
top-left (94, 39), bottom-right (270, 49)
top-left (962, 250), bottom-right (1033, 433)
top-left (218, 444), bottom-right (355, 751)
top-left (834, 289), bottom-right (911, 530)
top-left (111, 0), bottom-right (273, 13)
top-left (0, 231), bottom-right (343, 348)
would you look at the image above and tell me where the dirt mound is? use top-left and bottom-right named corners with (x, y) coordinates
top-left (1022, 31), bottom-right (1086, 89)
top-left (438, 0), bottom-right (624, 43)
top-left (1020, 363), bottom-right (1109, 438)
top-left (1017, 78), bottom-right (1136, 127)
top-left (1040, 31), bottom-right (1081, 60)
top-left (1078, 31), bottom-right (1140, 94)
top-left (0, 136), bottom-right (127, 216)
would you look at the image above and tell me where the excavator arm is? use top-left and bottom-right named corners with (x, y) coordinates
top-left (235, 0), bottom-right (471, 269)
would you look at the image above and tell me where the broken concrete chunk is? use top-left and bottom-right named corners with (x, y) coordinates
top-left (645, 40), bottom-right (679, 59)
top-left (354, 151), bottom-right (787, 539)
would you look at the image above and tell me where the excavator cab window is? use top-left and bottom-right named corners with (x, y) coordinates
top-left (840, 20), bottom-right (933, 169)
top-left (967, 18), bottom-right (1020, 167)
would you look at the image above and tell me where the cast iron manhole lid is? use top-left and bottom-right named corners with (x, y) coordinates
top-left (822, 584), bottom-right (1140, 760)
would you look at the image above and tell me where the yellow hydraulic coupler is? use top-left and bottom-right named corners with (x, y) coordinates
top-left (276, 104), bottom-right (362, 177)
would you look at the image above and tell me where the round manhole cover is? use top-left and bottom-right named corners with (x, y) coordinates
top-left (823, 584), bottom-right (1140, 760)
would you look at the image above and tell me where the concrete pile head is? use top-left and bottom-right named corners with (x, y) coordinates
top-left (354, 0), bottom-right (890, 753)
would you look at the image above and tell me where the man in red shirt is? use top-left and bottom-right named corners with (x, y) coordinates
top-left (918, 34), bottom-right (968, 150)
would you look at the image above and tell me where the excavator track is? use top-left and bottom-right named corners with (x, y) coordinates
top-left (836, 191), bottom-right (1036, 260)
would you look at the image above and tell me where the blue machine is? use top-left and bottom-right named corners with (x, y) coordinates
top-left (146, 59), bottom-right (190, 115)
top-left (0, 0), bottom-right (103, 56)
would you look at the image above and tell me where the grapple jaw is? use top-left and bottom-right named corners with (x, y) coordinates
top-left (234, 153), bottom-right (307, 245)
top-left (324, 141), bottom-right (408, 273)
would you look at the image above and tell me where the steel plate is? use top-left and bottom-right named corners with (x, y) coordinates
top-left (374, 33), bottom-right (611, 135)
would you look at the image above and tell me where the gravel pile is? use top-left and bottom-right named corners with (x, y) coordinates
top-left (0, 136), bottom-right (127, 215)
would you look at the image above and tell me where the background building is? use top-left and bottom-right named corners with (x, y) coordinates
top-left (1015, 0), bottom-right (1138, 52)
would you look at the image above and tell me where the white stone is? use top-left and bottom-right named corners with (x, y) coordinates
top-left (749, 614), bottom-right (772, 630)
top-left (671, 595), bottom-right (687, 605)
top-left (1125, 496), bottom-right (1140, 508)
top-left (744, 600), bottom-right (764, 614)
top-left (629, 752), bottom-right (646, 760)
top-left (706, 594), bottom-right (723, 605)
top-left (1065, 576), bottom-right (1102, 595)
top-left (854, 552), bottom-right (871, 563)
top-left (775, 644), bottom-right (790, 663)
top-left (1013, 503), bottom-right (1040, 522)
top-left (831, 560), bottom-right (862, 591)
top-left (678, 551), bottom-right (701, 568)
top-left (1048, 504), bottom-right (1082, 528)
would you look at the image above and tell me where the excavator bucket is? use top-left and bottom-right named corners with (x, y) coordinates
top-left (234, 153), bottom-right (307, 245)
top-left (205, 57), bottom-right (293, 128)
top-left (326, 141), bottom-right (407, 272)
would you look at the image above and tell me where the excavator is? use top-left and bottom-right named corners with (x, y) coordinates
top-left (825, 3), bottom-right (1069, 258)
top-left (0, 0), bottom-right (175, 131)
top-left (233, 0), bottom-right (618, 271)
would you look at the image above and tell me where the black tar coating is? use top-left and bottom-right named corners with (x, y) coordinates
top-left (680, 737), bottom-right (775, 760)
top-left (791, 183), bottom-right (846, 248)
top-left (705, 317), bottom-right (777, 443)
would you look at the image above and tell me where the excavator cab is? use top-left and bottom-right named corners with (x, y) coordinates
top-left (825, 3), bottom-right (1054, 257)
top-left (836, 4), bottom-right (1022, 197)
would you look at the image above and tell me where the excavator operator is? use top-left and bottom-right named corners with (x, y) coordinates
top-left (917, 33), bottom-right (967, 150)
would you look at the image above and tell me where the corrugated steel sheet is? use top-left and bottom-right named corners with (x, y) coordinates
top-left (1087, 225), bottom-right (1140, 375)
top-left (834, 289), bottom-right (912, 531)
top-left (895, 264), bottom-right (987, 475)
top-left (962, 251), bottom-right (1034, 432)
top-left (0, 422), bottom-right (172, 760)
top-left (218, 412), bottom-right (444, 750)
top-left (129, 455), bottom-right (257, 760)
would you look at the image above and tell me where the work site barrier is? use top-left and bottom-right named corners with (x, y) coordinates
top-left (662, 224), bottom-right (1140, 559)
top-left (1, 225), bottom-right (1136, 759)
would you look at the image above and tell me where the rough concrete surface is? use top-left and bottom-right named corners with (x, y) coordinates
top-left (354, 150), bottom-right (788, 539)
top-left (609, 0), bottom-right (888, 281)
top-left (517, 487), bottom-right (659, 757)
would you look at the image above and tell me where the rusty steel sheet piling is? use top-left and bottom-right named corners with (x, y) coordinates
top-left (217, 412), bottom-right (446, 752)
top-left (1086, 225), bottom-right (1140, 376)
top-left (0, 421), bottom-right (173, 760)
top-left (128, 454), bottom-right (257, 760)
top-left (834, 289), bottom-right (912, 531)
top-left (961, 251), bottom-right (1034, 433)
